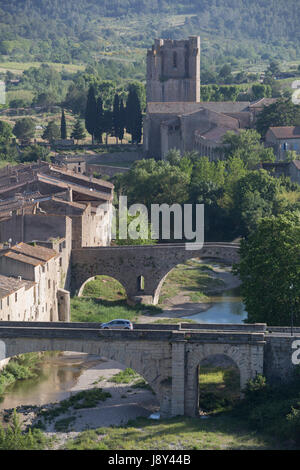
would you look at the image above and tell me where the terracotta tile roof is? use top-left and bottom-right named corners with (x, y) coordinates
top-left (0, 273), bottom-right (35, 299)
top-left (269, 127), bottom-right (300, 139)
top-left (292, 160), bottom-right (300, 170)
top-left (37, 174), bottom-right (113, 202)
top-left (11, 242), bottom-right (57, 262)
top-left (196, 126), bottom-right (240, 143)
top-left (250, 98), bottom-right (278, 108)
top-left (48, 165), bottom-right (114, 189)
top-left (3, 251), bottom-right (43, 266)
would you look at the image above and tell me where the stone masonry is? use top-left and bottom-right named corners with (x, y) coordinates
top-left (72, 242), bottom-right (240, 304)
top-left (0, 322), bottom-right (270, 418)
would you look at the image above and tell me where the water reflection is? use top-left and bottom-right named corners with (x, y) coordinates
top-left (185, 287), bottom-right (248, 324)
top-left (0, 353), bottom-right (101, 409)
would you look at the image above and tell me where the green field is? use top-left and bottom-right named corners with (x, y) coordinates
top-left (0, 61), bottom-right (85, 75)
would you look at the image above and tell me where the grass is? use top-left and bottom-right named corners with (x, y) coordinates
top-left (82, 275), bottom-right (126, 301)
top-left (199, 366), bottom-right (241, 414)
top-left (110, 368), bottom-right (154, 392)
top-left (71, 297), bottom-right (161, 324)
top-left (36, 388), bottom-right (112, 424)
top-left (71, 273), bottom-right (162, 324)
top-left (111, 368), bottom-right (140, 384)
top-left (158, 260), bottom-right (225, 305)
top-left (65, 415), bottom-right (280, 450)
top-left (0, 61), bottom-right (85, 74)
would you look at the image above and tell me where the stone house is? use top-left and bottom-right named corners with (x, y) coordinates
top-left (265, 127), bottom-right (300, 161)
top-left (0, 274), bottom-right (36, 322)
top-left (0, 243), bottom-right (63, 322)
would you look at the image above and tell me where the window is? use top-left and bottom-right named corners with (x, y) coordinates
top-left (173, 51), bottom-right (177, 68)
top-left (15, 293), bottom-right (17, 302)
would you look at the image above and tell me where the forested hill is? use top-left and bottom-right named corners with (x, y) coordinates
top-left (0, 0), bottom-right (300, 66)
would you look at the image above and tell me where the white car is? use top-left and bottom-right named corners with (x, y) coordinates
top-left (100, 319), bottom-right (133, 330)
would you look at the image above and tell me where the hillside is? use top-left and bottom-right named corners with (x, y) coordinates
top-left (0, 0), bottom-right (300, 72)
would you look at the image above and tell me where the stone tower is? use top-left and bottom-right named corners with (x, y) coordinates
top-left (146, 36), bottom-right (200, 103)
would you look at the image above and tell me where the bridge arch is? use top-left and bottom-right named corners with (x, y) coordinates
top-left (77, 275), bottom-right (127, 300)
top-left (2, 336), bottom-right (172, 417)
top-left (198, 354), bottom-right (240, 413)
top-left (153, 254), bottom-right (235, 305)
top-left (185, 342), bottom-right (254, 416)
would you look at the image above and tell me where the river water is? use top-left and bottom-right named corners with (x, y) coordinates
top-left (0, 264), bottom-right (247, 410)
top-left (0, 353), bottom-right (104, 410)
top-left (185, 286), bottom-right (247, 324)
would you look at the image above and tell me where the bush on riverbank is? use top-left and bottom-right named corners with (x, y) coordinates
top-left (232, 371), bottom-right (300, 445)
top-left (0, 410), bottom-right (48, 450)
top-left (0, 353), bottom-right (43, 395)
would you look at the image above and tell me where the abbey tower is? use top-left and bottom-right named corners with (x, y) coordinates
top-left (146, 36), bottom-right (201, 103)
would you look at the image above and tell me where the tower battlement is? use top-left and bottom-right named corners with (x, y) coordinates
top-left (146, 36), bottom-right (200, 103)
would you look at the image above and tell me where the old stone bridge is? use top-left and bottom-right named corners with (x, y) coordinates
top-left (0, 321), bottom-right (297, 417)
top-left (72, 242), bottom-right (240, 304)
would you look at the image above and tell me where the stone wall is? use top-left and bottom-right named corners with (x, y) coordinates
top-left (264, 335), bottom-right (299, 383)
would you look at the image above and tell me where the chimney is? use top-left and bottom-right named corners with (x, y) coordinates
top-left (67, 186), bottom-right (73, 202)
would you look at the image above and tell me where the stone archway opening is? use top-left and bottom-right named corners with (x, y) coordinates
top-left (198, 354), bottom-right (241, 415)
top-left (155, 257), bottom-right (237, 308)
top-left (77, 275), bottom-right (127, 302)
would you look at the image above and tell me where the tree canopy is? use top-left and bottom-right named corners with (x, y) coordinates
top-left (233, 212), bottom-right (300, 326)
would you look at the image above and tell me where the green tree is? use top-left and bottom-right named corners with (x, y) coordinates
top-left (112, 93), bottom-right (120, 144)
top-left (256, 99), bottom-right (300, 137)
top-left (126, 86), bottom-right (142, 144)
top-left (233, 212), bottom-right (300, 325)
top-left (60, 108), bottom-right (67, 140)
top-left (222, 129), bottom-right (275, 169)
top-left (42, 121), bottom-right (60, 143)
top-left (118, 99), bottom-right (125, 143)
top-left (13, 118), bottom-right (35, 142)
top-left (20, 144), bottom-right (50, 163)
top-left (94, 96), bottom-right (104, 144)
top-left (70, 119), bottom-right (86, 144)
top-left (230, 170), bottom-right (282, 236)
top-left (85, 85), bottom-right (97, 144)
top-left (0, 121), bottom-right (13, 144)
top-left (252, 84), bottom-right (272, 100)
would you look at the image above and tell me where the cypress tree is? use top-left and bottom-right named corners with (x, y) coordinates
top-left (94, 96), bottom-right (104, 144)
top-left (126, 86), bottom-right (142, 144)
top-left (71, 119), bottom-right (86, 144)
top-left (85, 85), bottom-right (97, 144)
top-left (102, 109), bottom-right (113, 146)
top-left (60, 108), bottom-right (67, 140)
top-left (112, 93), bottom-right (120, 144)
top-left (118, 99), bottom-right (125, 143)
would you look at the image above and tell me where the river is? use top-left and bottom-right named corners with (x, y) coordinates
top-left (185, 286), bottom-right (247, 324)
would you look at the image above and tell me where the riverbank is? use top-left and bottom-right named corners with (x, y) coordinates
top-left (0, 353), bottom-right (159, 449)
top-left (139, 262), bottom-right (242, 323)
